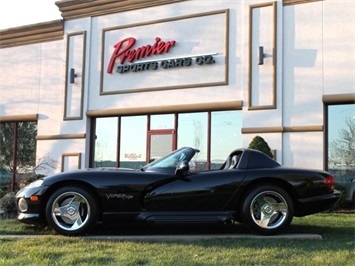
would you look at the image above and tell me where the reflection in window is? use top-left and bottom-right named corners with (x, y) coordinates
top-left (94, 117), bottom-right (118, 167)
top-left (150, 134), bottom-right (173, 161)
top-left (0, 123), bottom-right (14, 172)
top-left (92, 110), bottom-right (243, 170)
top-left (0, 122), bottom-right (37, 171)
top-left (327, 104), bottom-right (355, 201)
top-left (150, 114), bottom-right (174, 130)
top-left (211, 111), bottom-right (242, 169)
top-left (178, 113), bottom-right (207, 170)
top-left (120, 116), bottom-right (147, 169)
top-left (328, 104), bottom-right (355, 168)
top-left (17, 122), bottom-right (37, 169)
top-left (0, 121), bottom-right (37, 191)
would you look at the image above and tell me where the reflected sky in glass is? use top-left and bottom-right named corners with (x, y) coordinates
top-left (328, 104), bottom-right (355, 142)
top-left (94, 111), bottom-right (243, 168)
top-left (150, 114), bottom-right (174, 129)
top-left (95, 117), bottom-right (118, 161)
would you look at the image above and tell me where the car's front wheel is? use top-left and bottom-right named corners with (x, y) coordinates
top-left (241, 185), bottom-right (294, 235)
top-left (45, 186), bottom-right (98, 236)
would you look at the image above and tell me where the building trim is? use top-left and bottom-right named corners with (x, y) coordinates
top-left (36, 134), bottom-right (86, 141)
top-left (64, 31), bottom-right (87, 120)
top-left (322, 93), bottom-right (355, 104)
top-left (242, 125), bottom-right (323, 134)
top-left (242, 126), bottom-right (283, 134)
top-left (0, 114), bottom-right (38, 123)
top-left (100, 9), bottom-right (229, 95)
top-left (284, 125), bottom-right (323, 132)
top-left (87, 100), bottom-right (243, 117)
top-left (0, 20), bottom-right (64, 48)
top-left (248, 1), bottom-right (277, 110)
top-left (56, 0), bottom-right (188, 21)
top-left (61, 153), bottom-right (82, 171)
top-left (283, 0), bottom-right (323, 6)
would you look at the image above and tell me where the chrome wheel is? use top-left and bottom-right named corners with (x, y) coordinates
top-left (46, 187), bottom-right (98, 235)
top-left (242, 185), bottom-right (293, 235)
top-left (51, 191), bottom-right (90, 231)
top-left (250, 191), bottom-right (288, 229)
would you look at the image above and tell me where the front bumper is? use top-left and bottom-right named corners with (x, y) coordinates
top-left (16, 185), bottom-right (48, 226)
top-left (17, 213), bottom-right (45, 226)
top-left (295, 190), bottom-right (342, 216)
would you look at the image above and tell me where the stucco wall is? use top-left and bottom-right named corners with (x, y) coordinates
top-left (1, 0), bottom-right (354, 172)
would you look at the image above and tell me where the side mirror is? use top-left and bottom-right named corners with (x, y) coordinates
top-left (175, 160), bottom-right (189, 176)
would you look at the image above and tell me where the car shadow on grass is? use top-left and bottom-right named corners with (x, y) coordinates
top-left (89, 221), bottom-right (352, 238)
top-left (91, 223), bottom-right (248, 236)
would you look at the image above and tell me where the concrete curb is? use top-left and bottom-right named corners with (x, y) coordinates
top-left (84, 234), bottom-right (323, 241)
top-left (0, 234), bottom-right (323, 240)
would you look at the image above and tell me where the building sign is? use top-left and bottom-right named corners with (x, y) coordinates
top-left (107, 36), bottom-right (217, 74)
top-left (107, 37), bottom-right (177, 73)
top-left (100, 9), bottom-right (229, 94)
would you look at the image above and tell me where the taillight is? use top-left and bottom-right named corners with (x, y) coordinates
top-left (324, 175), bottom-right (335, 190)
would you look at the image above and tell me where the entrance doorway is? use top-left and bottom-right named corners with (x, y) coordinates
top-left (147, 130), bottom-right (176, 163)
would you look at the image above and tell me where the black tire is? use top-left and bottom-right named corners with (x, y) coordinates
top-left (45, 186), bottom-right (98, 236)
top-left (241, 185), bottom-right (294, 235)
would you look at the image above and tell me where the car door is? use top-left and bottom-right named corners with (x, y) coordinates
top-left (143, 169), bottom-right (247, 211)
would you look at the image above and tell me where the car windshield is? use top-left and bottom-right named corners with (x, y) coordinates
top-left (142, 147), bottom-right (199, 171)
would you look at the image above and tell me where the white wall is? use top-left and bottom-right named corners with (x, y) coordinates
top-left (87, 0), bottom-right (247, 111)
top-left (283, 1), bottom-right (324, 127)
top-left (1, 0), bottom-right (354, 171)
top-left (323, 0), bottom-right (355, 95)
top-left (0, 41), bottom-right (63, 118)
top-left (282, 132), bottom-right (324, 169)
top-left (281, 0), bottom-right (354, 168)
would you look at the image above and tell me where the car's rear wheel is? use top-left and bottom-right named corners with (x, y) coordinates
top-left (241, 185), bottom-right (293, 235)
top-left (45, 186), bottom-right (98, 236)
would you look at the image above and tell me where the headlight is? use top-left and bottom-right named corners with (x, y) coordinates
top-left (25, 179), bottom-right (44, 188)
top-left (18, 198), bottom-right (28, 212)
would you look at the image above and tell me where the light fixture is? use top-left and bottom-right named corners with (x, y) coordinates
top-left (69, 68), bottom-right (77, 84)
top-left (258, 46), bottom-right (265, 65)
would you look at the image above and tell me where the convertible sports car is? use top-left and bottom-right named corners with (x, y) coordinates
top-left (16, 147), bottom-right (341, 236)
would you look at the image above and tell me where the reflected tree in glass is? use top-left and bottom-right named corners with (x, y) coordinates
top-left (329, 117), bottom-right (355, 169)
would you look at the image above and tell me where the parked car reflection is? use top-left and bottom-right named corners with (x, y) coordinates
top-left (0, 168), bottom-right (11, 187)
top-left (330, 169), bottom-right (355, 206)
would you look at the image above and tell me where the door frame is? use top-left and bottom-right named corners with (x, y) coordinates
top-left (146, 129), bottom-right (176, 163)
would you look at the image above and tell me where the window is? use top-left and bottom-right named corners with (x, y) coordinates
top-left (211, 111), bottom-right (243, 169)
top-left (327, 103), bottom-right (355, 202)
top-left (327, 104), bottom-right (355, 169)
top-left (92, 110), bottom-right (242, 170)
top-left (94, 117), bottom-right (118, 167)
top-left (150, 114), bottom-right (174, 130)
top-left (0, 122), bottom-right (37, 171)
top-left (178, 112), bottom-right (208, 170)
top-left (149, 114), bottom-right (176, 161)
top-left (119, 116), bottom-right (147, 169)
top-left (0, 121), bottom-right (37, 191)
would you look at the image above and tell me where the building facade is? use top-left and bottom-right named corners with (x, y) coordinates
top-left (0, 1), bottom-right (354, 179)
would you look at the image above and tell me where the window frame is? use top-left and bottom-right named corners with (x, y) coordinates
top-left (323, 94), bottom-right (355, 170)
top-left (90, 110), bottom-right (242, 170)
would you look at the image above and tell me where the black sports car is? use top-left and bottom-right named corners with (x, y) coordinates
top-left (16, 147), bottom-right (341, 236)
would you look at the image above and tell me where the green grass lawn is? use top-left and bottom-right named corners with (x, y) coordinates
top-left (0, 213), bottom-right (354, 266)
